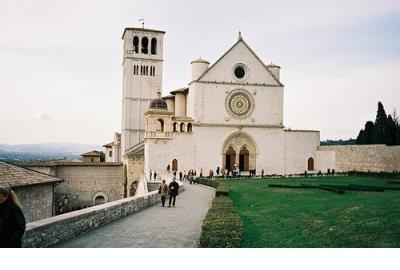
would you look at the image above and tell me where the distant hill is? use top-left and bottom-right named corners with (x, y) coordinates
top-left (320, 139), bottom-right (357, 146)
top-left (0, 143), bottom-right (102, 162)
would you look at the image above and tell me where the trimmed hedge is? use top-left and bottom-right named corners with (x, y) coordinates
top-left (348, 171), bottom-right (400, 179)
top-left (199, 195), bottom-right (244, 248)
top-left (195, 178), bottom-right (219, 188)
top-left (197, 181), bottom-right (244, 248)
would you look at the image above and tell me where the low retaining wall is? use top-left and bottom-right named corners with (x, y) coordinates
top-left (22, 190), bottom-right (160, 248)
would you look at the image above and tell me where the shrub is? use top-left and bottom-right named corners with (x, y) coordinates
top-left (199, 190), bottom-right (244, 248)
top-left (216, 182), bottom-right (230, 196)
top-left (195, 178), bottom-right (219, 188)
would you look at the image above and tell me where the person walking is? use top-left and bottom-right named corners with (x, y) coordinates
top-left (158, 180), bottom-right (169, 207)
top-left (216, 166), bottom-right (220, 177)
top-left (0, 186), bottom-right (26, 248)
top-left (179, 171), bottom-right (183, 181)
top-left (154, 171), bottom-right (157, 181)
top-left (168, 179), bottom-right (180, 207)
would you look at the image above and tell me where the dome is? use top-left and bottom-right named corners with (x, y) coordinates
top-left (190, 57), bottom-right (209, 64)
top-left (149, 98), bottom-right (168, 110)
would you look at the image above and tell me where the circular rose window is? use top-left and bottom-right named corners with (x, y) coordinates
top-left (225, 89), bottom-right (254, 119)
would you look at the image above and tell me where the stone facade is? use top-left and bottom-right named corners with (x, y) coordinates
top-left (318, 145), bottom-right (400, 172)
top-left (23, 162), bottom-right (124, 213)
top-left (14, 184), bottom-right (55, 223)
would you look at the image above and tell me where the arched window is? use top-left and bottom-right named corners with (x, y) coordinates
top-left (94, 195), bottom-right (105, 205)
top-left (172, 159), bottom-right (178, 171)
top-left (141, 37), bottom-right (149, 54)
top-left (133, 36), bottom-right (139, 53)
top-left (109, 151), bottom-right (112, 157)
top-left (173, 122), bottom-right (177, 132)
top-left (187, 123), bottom-right (193, 132)
top-left (156, 119), bottom-right (164, 132)
top-left (180, 123), bottom-right (185, 132)
top-left (151, 38), bottom-right (157, 55)
top-left (308, 157), bottom-right (314, 171)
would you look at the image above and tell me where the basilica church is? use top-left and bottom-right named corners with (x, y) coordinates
top-left (105, 27), bottom-right (335, 194)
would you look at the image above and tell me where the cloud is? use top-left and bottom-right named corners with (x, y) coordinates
top-left (29, 112), bottom-right (51, 121)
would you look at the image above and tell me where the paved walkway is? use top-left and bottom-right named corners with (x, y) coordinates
top-left (54, 183), bottom-right (215, 248)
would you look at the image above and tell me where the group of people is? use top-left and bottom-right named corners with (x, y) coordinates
top-left (149, 170), bottom-right (158, 181)
top-left (0, 186), bottom-right (26, 248)
top-left (158, 179), bottom-right (180, 207)
top-left (172, 169), bottom-right (197, 184)
top-left (206, 165), bottom-right (241, 179)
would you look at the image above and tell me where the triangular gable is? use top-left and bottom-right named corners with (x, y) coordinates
top-left (195, 38), bottom-right (283, 86)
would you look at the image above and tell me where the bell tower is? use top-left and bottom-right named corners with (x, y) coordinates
top-left (121, 27), bottom-right (165, 155)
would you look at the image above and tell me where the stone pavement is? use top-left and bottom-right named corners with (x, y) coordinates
top-left (54, 183), bottom-right (215, 248)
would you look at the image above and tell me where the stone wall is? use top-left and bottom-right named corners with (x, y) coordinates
top-left (22, 190), bottom-right (160, 248)
top-left (319, 145), bottom-right (400, 172)
top-left (24, 163), bottom-right (124, 213)
top-left (14, 184), bottom-right (55, 223)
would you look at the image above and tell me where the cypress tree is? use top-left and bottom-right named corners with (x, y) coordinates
top-left (356, 129), bottom-right (365, 144)
top-left (386, 115), bottom-right (397, 146)
top-left (364, 121), bottom-right (375, 144)
top-left (371, 102), bottom-right (388, 144)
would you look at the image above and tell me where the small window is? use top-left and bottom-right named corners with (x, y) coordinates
top-left (109, 151), bottom-right (112, 157)
top-left (173, 122), bottom-right (177, 132)
top-left (187, 123), bottom-right (192, 132)
top-left (180, 123), bottom-right (185, 132)
top-left (151, 38), bottom-right (157, 55)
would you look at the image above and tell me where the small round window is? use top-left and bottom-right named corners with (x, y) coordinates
top-left (234, 66), bottom-right (246, 79)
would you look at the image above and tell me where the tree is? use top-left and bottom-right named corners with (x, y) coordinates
top-left (371, 102), bottom-right (388, 144)
top-left (386, 115), bottom-right (397, 145)
top-left (356, 129), bottom-right (365, 144)
top-left (356, 121), bottom-right (374, 144)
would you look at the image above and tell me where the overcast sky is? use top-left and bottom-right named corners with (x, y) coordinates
top-left (0, 0), bottom-right (399, 145)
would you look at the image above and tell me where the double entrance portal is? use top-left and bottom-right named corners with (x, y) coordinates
top-left (223, 132), bottom-right (256, 172)
top-left (225, 146), bottom-right (250, 171)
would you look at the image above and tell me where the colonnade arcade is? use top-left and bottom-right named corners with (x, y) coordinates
top-left (222, 132), bottom-right (257, 172)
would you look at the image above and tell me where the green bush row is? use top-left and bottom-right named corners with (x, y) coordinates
top-left (348, 171), bottom-right (400, 179)
top-left (195, 178), bottom-right (219, 188)
top-left (199, 195), bottom-right (244, 248)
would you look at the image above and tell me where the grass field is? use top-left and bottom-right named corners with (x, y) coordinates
top-left (225, 176), bottom-right (400, 247)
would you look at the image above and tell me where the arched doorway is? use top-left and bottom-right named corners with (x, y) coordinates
top-left (222, 131), bottom-right (257, 173)
top-left (239, 146), bottom-right (250, 171)
top-left (308, 157), bottom-right (314, 171)
top-left (172, 159), bottom-right (178, 171)
top-left (225, 146), bottom-right (236, 171)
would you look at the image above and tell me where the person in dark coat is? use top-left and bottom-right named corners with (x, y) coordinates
top-left (0, 186), bottom-right (26, 248)
top-left (158, 180), bottom-right (169, 207)
top-left (168, 179), bottom-right (179, 207)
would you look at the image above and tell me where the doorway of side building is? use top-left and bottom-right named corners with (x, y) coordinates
top-left (172, 159), bottom-right (178, 171)
top-left (308, 157), bottom-right (314, 171)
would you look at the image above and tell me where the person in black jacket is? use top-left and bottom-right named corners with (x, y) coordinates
top-left (0, 186), bottom-right (26, 248)
top-left (168, 179), bottom-right (180, 207)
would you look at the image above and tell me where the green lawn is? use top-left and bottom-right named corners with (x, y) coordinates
top-left (225, 176), bottom-right (400, 247)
